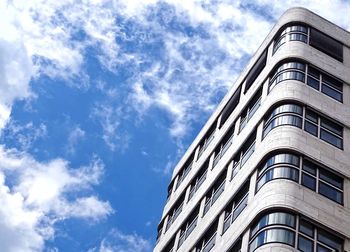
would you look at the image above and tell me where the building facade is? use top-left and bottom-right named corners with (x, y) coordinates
top-left (154, 7), bottom-right (350, 252)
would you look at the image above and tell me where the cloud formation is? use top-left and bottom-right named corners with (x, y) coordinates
top-left (0, 146), bottom-right (112, 251)
top-left (88, 229), bottom-right (151, 252)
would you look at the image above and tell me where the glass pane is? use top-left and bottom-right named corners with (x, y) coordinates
top-left (249, 228), bottom-right (295, 252)
top-left (320, 129), bottom-right (342, 149)
top-left (317, 228), bottom-right (343, 251)
top-left (303, 160), bottom-right (317, 175)
top-left (298, 236), bottom-right (314, 252)
top-left (319, 169), bottom-right (343, 189)
top-left (317, 244), bottom-right (332, 252)
top-left (321, 84), bottom-right (342, 102)
top-left (302, 173), bottom-right (316, 191)
top-left (257, 167), bottom-right (299, 191)
top-left (308, 66), bottom-right (321, 79)
top-left (289, 33), bottom-right (307, 42)
top-left (319, 182), bottom-right (343, 204)
top-left (321, 117), bottom-right (343, 136)
top-left (266, 153), bottom-right (299, 167)
top-left (232, 194), bottom-right (248, 221)
top-left (307, 76), bottom-right (320, 90)
top-left (322, 74), bottom-right (342, 91)
top-left (289, 25), bottom-right (308, 33)
top-left (299, 219), bottom-right (314, 237)
top-left (305, 121), bottom-right (318, 136)
top-left (250, 212), bottom-right (296, 237)
top-left (305, 109), bottom-right (318, 123)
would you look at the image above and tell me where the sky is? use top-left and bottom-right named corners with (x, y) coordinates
top-left (1, 0), bottom-right (350, 251)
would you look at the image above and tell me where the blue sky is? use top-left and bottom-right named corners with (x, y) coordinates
top-left (1, 1), bottom-right (350, 251)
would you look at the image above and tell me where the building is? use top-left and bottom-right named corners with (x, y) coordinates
top-left (154, 7), bottom-right (350, 252)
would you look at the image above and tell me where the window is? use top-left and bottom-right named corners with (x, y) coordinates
top-left (269, 61), bottom-right (306, 91)
top-left (223, 181), bottom-right (249, 233)
top-left (165, 193), bottom-right (185, 231)
top-left (263, 103), bottom-right (303, 138)
top-left (227, 130), bottom-right (257, 181)
top-left (195, 219), bottom-right (218, 252)
top-left (273, 24), bottom-right (308, 53)
top-left (156, 220), bottom-right (164, 243)
top-left (273, 23), bottom-right (343, 62)
top-left (220, 85), bottom-right (241, 127)
top-left (213, 123), bottom-right (235, 168)
top-left (244, 49), bottom-right (267, 93)
top-left (263, 104), bottom-right (344, 149)
top-left (255, 152), bottom-right (344, 205)
top-left (203, 169), bottom-right (227, 216)
top-left (302, 159), bottom-right (343, 204)
top-left (309, 28), bottom-right (343, 62)
top-left (161, 236), bottom-right (175, 252)
top-left (306, 66), bottom-right (343, 102)
top-left (304, 108), bottom-right (343, 149)
top-left (166, 181), bottom-right (174, 202)
top-left (256, 153), bottom-right (300, 191)
top-left (227, 238), bottom-right (242, 252)
top-left (249, 212), bottom-right (344, 252)
top-left (239, 88), bottom-right (262, 131)
top-left (249, 212), bottom-right (296, 252)
top-left (175, 152), bottom-right (195, 189)
top-left (269, 61), bottom-right (343, 102)
top-left (188, 160), bottom-right (209, 201)
top-left (198, 122), bottom-right (217, 159)
top-left (177, 205), bottom-right (200, 248)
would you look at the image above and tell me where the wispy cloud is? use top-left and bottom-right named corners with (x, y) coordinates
top-left (88, 229), bottom-right (151, 252)
top-left (1, 120), bottom-right (47, 151)
top-left (90, 103), bottom-right (130, 152)
top-left (66, 126), bottom-right (85, 155)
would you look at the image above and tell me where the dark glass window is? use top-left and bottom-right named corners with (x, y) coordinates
top-left (177, 205), bottom-right (200, 248)
top-left (198, 122), bottom-right (217, 158)
top-left (223, 181), bottom-right (249, 233)
top-left (319, 169), bottom-right (343, 189)
top-left (176, 152), bottom-right (195, 189)
top-left (213, 123), bottom-right (235, 167)
top-left (299, 219), bottom-right (314, 237)
top-left (309, 28), bottom-right (343, 62)
top-left (220, 85), bottom-right (241, 127)
top-left (188, 160), bottom-right (209, 201)
top-left (203, 169), bottom-right (226, 215)
top-left (239, 88), bottom-right (262, 131)
top-left (227, 238), bottom-right (242, 252)
top-left (319, 182), bottom-right (343, 204)
top-left (303, 109), bottom-right (343, 149)
top-left (304, 121), bottom-right (318, 136)
top-left (245, 50), bottom-right (267, 93)
top-left (302, 173), bottom-right (316, 190)
top-left (317, 229), bottom-right (343, 251)
top-left (195, 219), bottom-right (218, 252)
top-left (161, 237), bottom-right (175, 252)
top-left (298, 236), bottom-right (314, 252)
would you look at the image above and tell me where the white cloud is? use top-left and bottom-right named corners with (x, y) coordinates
top-left (0, 146), bottom-right (112, 252)
top-left (66, 126), bottom-right (85, 155)
top-left (89, 229), bottom-right (151, 252)
top-left (121, 0), bottom-right (350, 140)
top-left (1, 120), bottom-right (47, 151)
top-left (91, 103), bottom-right (129, 152)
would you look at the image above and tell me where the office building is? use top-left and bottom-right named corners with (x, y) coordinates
top-left (154, 7), bottom-right (350, 252)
